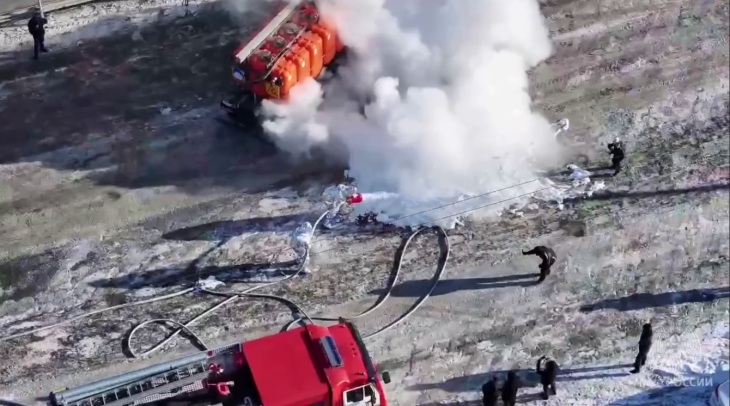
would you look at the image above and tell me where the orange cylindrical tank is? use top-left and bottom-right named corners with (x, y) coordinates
top-left (319, 16), bottom-right (345, 53)
top-left (268, 57), bottom-right (298, 99)
top-left (311, 23), bottom-right (336, 65)
top-left (296, 32), bottom-right (323, 78)
top-left (289, 44), bottom-right (312, 80)
top-left (265, 36), bottom-right (311, 82)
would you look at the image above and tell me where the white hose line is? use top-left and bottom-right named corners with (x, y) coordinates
top-left (0, 288), bottom-right (194, 343)
top-left (124, 203), bottom-right (339, 358)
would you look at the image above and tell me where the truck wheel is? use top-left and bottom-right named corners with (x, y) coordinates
top-left (381, 371), bottom-right (391, 384)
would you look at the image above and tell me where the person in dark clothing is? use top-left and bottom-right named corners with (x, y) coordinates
top-left (536, 356), bottom-right (559, 400)
top-left (522, 246), bottom-right (557, 283)
top-left (481, 376), bottom-right (499, 406)
top-left (27, 11), bottom-right (48, 60)
top-left (501, 370), bottom-right (521, 406)
top-left (630, 323), bottom-right (653, 373)
top-left (607, 137), bottom-right (625, 176)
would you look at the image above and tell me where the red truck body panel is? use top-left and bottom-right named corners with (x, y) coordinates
top-left (243, 323), bottom-right (376, 406)
top-left (243, 326), bottom-right (330, 405)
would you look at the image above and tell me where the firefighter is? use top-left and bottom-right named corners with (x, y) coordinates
top-left (522, 246), bottom-right (557, 283)
top-left (607, 137), bottom-right (625, 176)
top-left (501, 370), bottom-right (521, 406)
top-left (27, 10), bottom-right (49, 60)
top-left (630, 323), bottom-right (653, 373)
top-left (536, 356), bottom-right (559, 400)
top-left (481, 376), bottom-right (499, 406)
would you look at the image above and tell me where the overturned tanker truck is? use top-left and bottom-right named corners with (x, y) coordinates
top-left (49, 321), bottom-right (391, 406)
top-left (220, 0), bottom-right (347, 132)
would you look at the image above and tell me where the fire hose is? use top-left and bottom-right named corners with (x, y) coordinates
top-left (0, 184), bottom-right (451, 359)
top-left (124, 185), bottom-right (449, 356)
top-left (0, 118), bottom-right (576, 351)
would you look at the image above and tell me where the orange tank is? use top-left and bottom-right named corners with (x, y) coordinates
top-left (248, 49), bottom-right (297, 100)
top-left (267, 57), bottom-right (298, 99)
top-left (310, 23), bottom-right (336, 65)
top-left (296, 31), bottom-right (324, 78)
top-left (265, 36), bottom-right (311, 82)
top-left (319, 16), bottom-right (345, 53)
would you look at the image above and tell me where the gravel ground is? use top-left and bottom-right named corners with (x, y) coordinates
top-left (0, 0), bottom-right (728, 404)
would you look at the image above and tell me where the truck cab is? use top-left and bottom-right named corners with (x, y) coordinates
top-left (235, 321), bottom-right (391, 406)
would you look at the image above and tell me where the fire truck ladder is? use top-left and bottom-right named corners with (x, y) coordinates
top-left (58, 360), bottom-right (210, 406)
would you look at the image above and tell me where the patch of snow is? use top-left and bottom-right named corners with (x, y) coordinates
top-left (75, 336), bottom-right (104, 358)
top-left (258, 197), bottom-right (292, 212)
top-left (196, 275), bottom-right (225, 291)
top-left (132, 287), bottom-right (160, 298)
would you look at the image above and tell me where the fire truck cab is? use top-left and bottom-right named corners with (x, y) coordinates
top-left (231, 322), bottom-right (391, 406)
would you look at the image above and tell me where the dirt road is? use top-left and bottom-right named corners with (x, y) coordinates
top-left (0, 0), bottom-right (728, 404)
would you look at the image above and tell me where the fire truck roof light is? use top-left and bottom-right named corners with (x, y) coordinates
top-left (320, 336), bottom-right (344, 368)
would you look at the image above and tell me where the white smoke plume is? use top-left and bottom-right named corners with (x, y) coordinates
top-left (260, 0), bottom-right (560, 227)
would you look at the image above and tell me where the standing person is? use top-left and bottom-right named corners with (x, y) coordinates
top-left (501, 370), bottom-right (521, 406)
top-left (27, 10), bottom-right (49, 60)
top-left (481, 376), bottom-right (499, 406)
top-left (536, 356), bottom-right (559, 400)
top-left (607, 137), bottom-right (625, 176)
top-left (522, 246), bottom-right (557, 284)
top-left (630, 323), bottom-right (653, 373)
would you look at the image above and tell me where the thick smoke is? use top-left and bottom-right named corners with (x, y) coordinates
top-left (260, 0), bottom-right (559, 227)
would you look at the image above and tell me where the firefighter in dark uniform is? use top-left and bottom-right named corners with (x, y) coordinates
top-left (630, 323), bottom-right (653, 373)
top-left (28, 11), bottom-right (49, 60)
top-left (536, 356), bottom-right (559, 400)
top-left (522, 246), bottom-right (557, 283)
top-left (481, 376), bottom-right (499, 406)
top-left (607, 137), bottom-right (625, 176)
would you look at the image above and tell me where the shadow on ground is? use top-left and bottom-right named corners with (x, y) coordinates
top-left (370, 274), bottom-right (540, 297)
top-left (87, 235), bottom-right (301, 290)
top-left (88, 259), bottom-right (301, 290)
top-left (417, 393), bottom-right (543, 406)
top-left (580, 286), bottom-right (730, 312)
top-left (565, 183), bottom-right (730, 204)
top-left (0, 400), bottom-right (29, 406)
top-left (605, 384), bottom-right (715, 405)
top-left (160, 211), bottom-right (400, 243)
top-left (161, 213), bottom-right (310, 241)
top-left (410, 364), bottom-right (634, 393)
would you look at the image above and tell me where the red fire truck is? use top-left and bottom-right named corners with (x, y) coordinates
top-left (220, 0), bottom-right (347, 129)
top-left (50, 321), bottom-right (391, 406)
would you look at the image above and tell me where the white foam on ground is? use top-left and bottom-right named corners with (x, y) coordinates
top-left (352, 183), bottom-right (550, 228)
